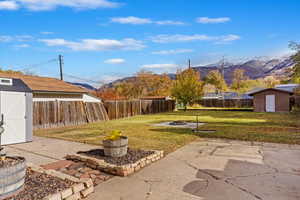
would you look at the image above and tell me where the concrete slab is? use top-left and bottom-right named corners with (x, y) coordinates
top-left (88, 139), bottom-right (300, 200)
top-left (5, 136), bottom-right (97, 165)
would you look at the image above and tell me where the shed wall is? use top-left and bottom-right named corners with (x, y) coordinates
top-left (253, 90), bottom-right (291, 112)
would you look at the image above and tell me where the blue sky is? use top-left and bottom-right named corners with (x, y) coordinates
top-left (0, 0), bottom-right (300, 85)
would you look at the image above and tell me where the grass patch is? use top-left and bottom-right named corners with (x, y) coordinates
top-left (35, 111), bottom-right (300, 154)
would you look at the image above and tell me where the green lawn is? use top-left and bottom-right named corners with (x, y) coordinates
top-left (34, 111), bottom-right (300, 154)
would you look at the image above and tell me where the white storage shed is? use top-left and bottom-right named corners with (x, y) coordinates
top-left (0, 77), bottom-right (33, 145)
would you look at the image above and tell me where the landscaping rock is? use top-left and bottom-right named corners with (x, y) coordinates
top-left (78, 148), bottom-right (155, 166)
top-left (4, 169), bottom-right (74, 200)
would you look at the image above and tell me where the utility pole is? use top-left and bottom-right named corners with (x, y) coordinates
top-left (220, 56), bottom-right (225, 79)
top-left (59, 55), bottom-right (64, 81)
top-left (219, 56), bottom-right (225, 97)
top-left (188, 59), bottom-right (191, 69)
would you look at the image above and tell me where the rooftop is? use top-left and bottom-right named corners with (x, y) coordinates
top-left (0, 73), bottom-right (86, 94)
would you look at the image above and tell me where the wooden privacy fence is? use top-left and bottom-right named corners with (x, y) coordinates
top-left (291, 96), bottom-right (300, 110)
top-left (195, 99), bottom-right (253, 108)
top-left (33, 101), bottom-right (109, 129)
top-left (103, 100), bottom-right (176, 120)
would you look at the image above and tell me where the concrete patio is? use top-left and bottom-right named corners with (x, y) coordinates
top-left (6, 136), bottom-right (300, 200)
top-left (87, 139), bottom-right (300, 200)
top-left (5, 136), bottom-right (96, 165)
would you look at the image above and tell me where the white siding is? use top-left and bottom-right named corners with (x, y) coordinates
top-left (33, 97), bottom-right (84, 102)
top-left (82, 94), bottom-right (102, 103)
top-left (33, 93), bottom-right (101, 103)
top-left (0, 91), bottom-right (32, 145)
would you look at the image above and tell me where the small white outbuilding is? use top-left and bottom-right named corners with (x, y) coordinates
top-left (0, 77), bottom-right (33, 145)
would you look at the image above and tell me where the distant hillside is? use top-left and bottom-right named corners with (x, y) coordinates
top-left (192, 57), bottom-right (294, 83)
top-left (69, 82), bottom-right (97, 91)
top-left (99, 56), bottom-right (295, 89)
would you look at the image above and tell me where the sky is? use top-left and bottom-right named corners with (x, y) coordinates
top-left (0, 0), bottom-right (300, 86)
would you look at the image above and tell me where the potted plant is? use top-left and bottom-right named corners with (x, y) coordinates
top-left (103, 130), bottom-right (128, 157)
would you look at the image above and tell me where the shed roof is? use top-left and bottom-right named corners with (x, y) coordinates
top-left (0, 73), bottom-right (86, 93)
top-left (0, 78), bottom-right (32, 93)
top-left (248, 88), bottom-right (294, 96)
top-left (275, 84), bottom-right (300, 93)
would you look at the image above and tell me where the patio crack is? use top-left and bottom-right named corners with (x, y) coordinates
top-left (224, 179), bottom-right (263, 200)
top-left (8, 146), bottom-right (60, 161)
top-left (137, 178), bottom-right (162, 199)
top-left (183, 160), bottom-right (264, 200)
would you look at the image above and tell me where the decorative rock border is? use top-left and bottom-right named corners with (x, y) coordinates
top-left (66, 150), bottom-right (164, 177)
top-left (27, 163), bottom-right (94, 200)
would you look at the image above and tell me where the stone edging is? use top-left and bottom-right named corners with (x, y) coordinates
top-left (27, 163), bottom-right (94, 200)
top-left (66, 150), bottom-right (164, 177)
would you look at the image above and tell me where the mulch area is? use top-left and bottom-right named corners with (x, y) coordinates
top-left (42, 160), bottom-right (112, 186)
top-left (5, 169), bottom-right (74, 200)
top-left (78, 148), bottom-right (155, 165)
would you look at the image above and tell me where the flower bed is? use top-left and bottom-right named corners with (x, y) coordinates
top-left (66, 149), bottom-right (164, 177)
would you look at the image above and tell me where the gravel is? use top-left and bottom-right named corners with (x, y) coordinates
top-left (5, 169), bottom-right (74, 200)
top-left (78, 148), bottom-right (155, 166)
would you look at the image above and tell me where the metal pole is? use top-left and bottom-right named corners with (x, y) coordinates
top-left (59, 55), bottom-right (64, 81)
top-left (196, 115), bottom-right (199, 131)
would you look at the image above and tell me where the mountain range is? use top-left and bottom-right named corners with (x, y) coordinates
top-left (191, 56), bottom-right (294, 84)
top-left (98, 56), bottom-right (295, 90)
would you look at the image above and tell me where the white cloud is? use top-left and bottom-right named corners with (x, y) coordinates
top-left (155, 20), bottom-right (185, 25)
top-left (111, 16), bottom-right (185, 25)
top-left (40, 31), bottom-right (54, 35)
top-left (141, 63), bottom-right (178, 69)
top-left (150, 34), bottom-right (240, 44)
top-left (196, 17), bottom-right (231, 24)
top-left (152, 49), bottom-right (194, 55)
top-left (214, 34), bottom-right (241, 44)
top-left (0, 35), bottom-right (33, 42)
top-left (14, 44), bottom-right (30, 48)
top-left (15, 35), bottom-right (33, 41)
top-left (100, 75), bottom-right (123, 83)
top-left (0, 1), bottom-right (19, 10)
top-left (1, 0), bottom-right (121, 11)
top-left (0, 35), bottom-right (13, 42)
top-left (104, 58), bottom-right (125, 64)
top-left (111, 16), bottom-right (152, 24)
top-left (39, 38), bottom-right (146, 51)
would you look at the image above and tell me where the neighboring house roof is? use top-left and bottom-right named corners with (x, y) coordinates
top-left (0, 78), bottom-right (32, 93)
top-left (202, 92), bottom-right (252, 100)
top-left (248, 88), bottom-right (294, 96)
top-left (0, 73), bottom-right (86, 93)
top-left (223, 92), bottom-right (253, 100)
top-left (275, 84), bottom-right (300, 93)
top-left (140, 96), bottom-right (167, 100)
top-left (202, 93), bottom-right (223, 99)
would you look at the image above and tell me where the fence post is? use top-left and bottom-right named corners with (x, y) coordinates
top-left (140, 99), bottom-right (142, 114)
top-left (115, 100), bottom-right (118, 119)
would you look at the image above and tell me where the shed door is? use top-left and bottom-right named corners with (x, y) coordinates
top-left (266, 95), bottom-right (275, 112)
top-left (0, 91), bottom-right (26, 145)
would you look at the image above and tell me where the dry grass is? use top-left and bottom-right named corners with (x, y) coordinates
top-left (35, 111), bottom-right (300, 154)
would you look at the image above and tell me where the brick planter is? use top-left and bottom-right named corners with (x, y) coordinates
top-left (27, 163), bottom-right (94, 200)
top-left (66, 150), bottom-right (164, 177)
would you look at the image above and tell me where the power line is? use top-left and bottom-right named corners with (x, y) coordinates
top-left (63, 73), bottom-right (106, 85)
top-left (18, 58), bottom-right (58, 71)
